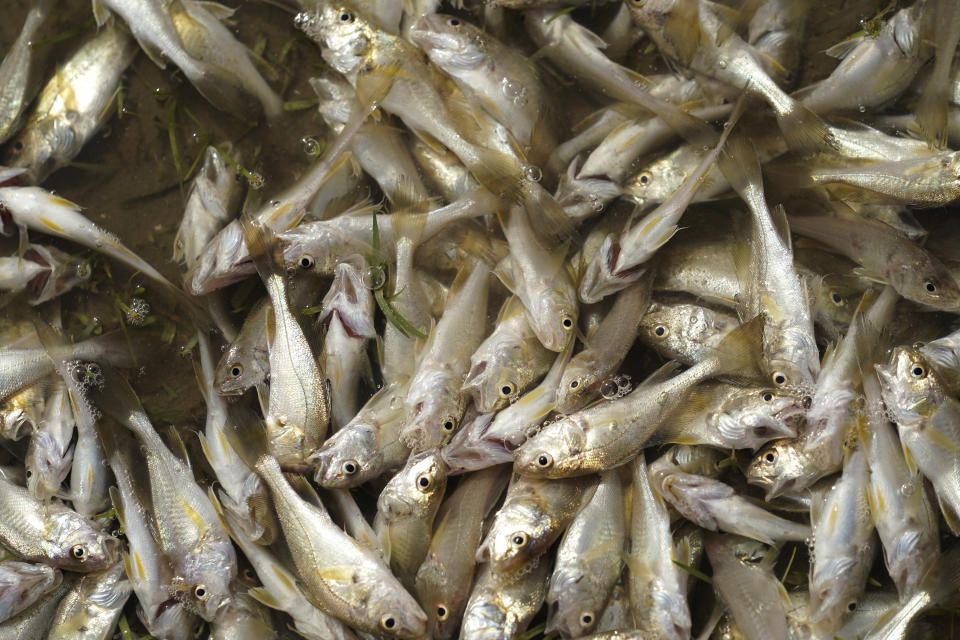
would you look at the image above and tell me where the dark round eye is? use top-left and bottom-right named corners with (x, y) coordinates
top-left (654, 325), bottom-right (667, 337)
top-left (638, 171), bottom-right (652, 185)
top-left (342, 460), bottom-right (358, 475)
top-left (764, 451), bottom-right (777, 464)
top-left (13, 141), bottom-right (22, 151)
top-left (536, 453), bottom-right (553, 468)
top-left (569, 379), bottom-right (580, 389)
top-left (436, 604), bottom-right (449, 620)
top-left (772, 372), bottom-right (786, 386)
top-left (761, 392), bottom-right (773, 402)
top-left (499, 383), bottom-right (516, 397)
top-left (580, 612), bottom-right (595, 627)
top-left (511, 532), bottom-right (528, 547)
top-left (298, 255), bottom-right (315, 269)
top-left (911, 365), bottom-right (926, 378)
top-left (194, 585), bottom-right (208, 600)
top-left (229, 363), bottom-right (243, 378)
top-left (416, 474), bottom-right (432, 490)
top-left (242, 568), bottom-right (256, 581)
top-left (448, 18), bottom-right (460, 26)
top-left (25, 470), bottom-right (31, 478)
top-left (561, 316), bottom-right (574, 329)
top-left (442, 419), bottom-right (455, 432)
top-left (380, 614), bottom-right (396, 630)
top-left (71, 545), bottom-right (85, 559)
top-left (925, 280), bottom-right (937, 293)
top-left (830, 291), bottom-right (843, 305)
top-left (847, 601), bottom-right (857, 612)
top-left (339, 12), bottom-right (353, 22)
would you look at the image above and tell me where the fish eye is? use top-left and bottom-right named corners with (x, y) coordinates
top-left (771, 372), bottom-right (786, 386)
top-left (761, 392), bottom-right (773, 402)
top-left (298, 254), bottom-right (315, 269)
top-left (194, 585), bottom-right (209, 600)
top-left (380, 614), bottom-right (397, 630)
top-left (436, 604), bottom-right (449, 620)
top-left (448, 18), bottom-right (460, 26)
top-left (341, 460), bottom-right (358, 475)
top-left (764, 450), bottom-right (777, 464)
top-left (535, 452), bottom-right (553, 468)
top-left (499, 382), bottom-right (516, 397)
top-left (442, 417), bottom-right (456, 432)
top-left (229, 363), bottom-right (243, 378)
top-left (911, 364), bottom-right (926, 378)
top-left (569, 378), bottom-right (580, 389)
top-left (847, 601), bottom-right (857, 612)
top-left (654, 325), bottom-right (668, 337)
top-left (25, 470), bottom-right (31, 478)
top-left (561, 316), bottom-right (574, 330)
top-left (510, 532), bottom-right (528, 548)
top-left (70, 544), bottom-right (86, 560)
top-left (830, 291), bottom-right (843, 305)
top-left (416, 473), bottom-right (433, 491)
top-left (339, 12), bottom-right (354, 22)
top-left (242, 568), bottom-right (256, 582)
top-left (924, 280), bottom-right (938, 294)
top-left (580, 611), bottom-right (595, 627)
top-left (13, 141), bottom-right (22, 151)
top-left (637, 171), bottom-right (652, 186)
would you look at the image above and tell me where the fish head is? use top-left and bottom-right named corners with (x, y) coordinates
top-left (215, 342), bottom-right (267, 396)
top-left (711, 387), bottom-right (805, 449)
top-left (401, 370), bottom-right (463, 450)
top-left (46, 511), bottom-right (121, 572)
top-left (377, 451), bottom-right (447, 521)
top-left (3, 118), bottom-right (73, 185)
top-left (745, 439), bottom-right (808, 499)
top-left (555, 358), bottom-right (598, 414)
top-left (892, 254), bottom-right (960, 310)
top-left (185, 221), bottom-right (253, 296)
top-left (296, 4), bottom-right (372, 78)
top-left (532, 291), bottom-right (577, 352)
top-left (875, 347), bottom-right (944, 425)
top-left (25, 430), bottom-right (72, 501)
top-left (409, 14), bottom-right (482, 70)
top-left (309, 422), bottom-right (382, 488)
top-left (545, 572), bottom-right (605, 638)
top-left (807, 557), bottom-right (866, 635)
top-left (462, 342), bottom-right (531, 413)
top-left (414, 553), bottom-right (461, 640)
top-left (175, 542), bottom-right (236, 622)
top-left (320, 259), bottom-right (376, 338)
top-left (209, 594), bottom-right (275, 640)
top-left (476, 498), bottom-right (549, 573)
top-left (356, 572), bottom-right (428, 639)
top-left (279, 222), bottom-right (354, 276)
top-left (513, 416), bottom-right (587, 478)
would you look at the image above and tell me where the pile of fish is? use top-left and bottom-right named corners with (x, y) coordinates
top-left (2, 0), bottom-right (960, 638)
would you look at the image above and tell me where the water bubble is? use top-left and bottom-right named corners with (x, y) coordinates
top-left (524, 164), bottom-right (542, 182)
top-left (247, 172), bottom-right (265, 190)
top-left (718, 59), bottom-right (727, 69)
top-left (858, 105), bottom-right (866, 113)
top-left (500, 78), bottom-right (527, 106)
top-left (899, 482), bottom-right (916, 497)
top-left (301, 136), bottom-right (323, 157)
top-left (363, 264), bottom-right (386, 290)
top-left (600, 379), bottom-right (619, 399)
top-left (125, 298), bottom-right (151, 326)
top-left (589, 195), bottom-right (605, 212)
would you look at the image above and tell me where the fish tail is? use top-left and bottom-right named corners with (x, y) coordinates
top-left (707, 315), bottom-right (766, 380)
top-left (914, 82), bottom-right (950, 150)
top-left (776, 101), bottom-right (837, 153)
